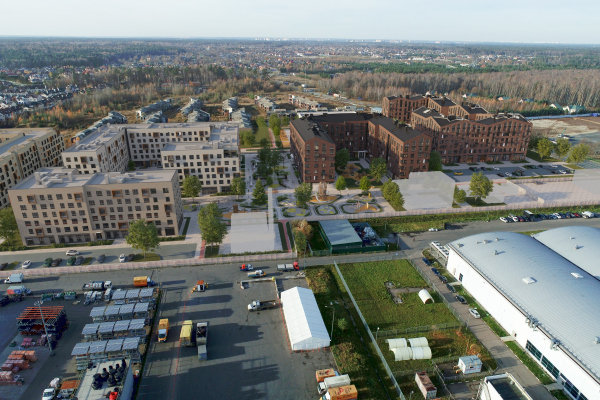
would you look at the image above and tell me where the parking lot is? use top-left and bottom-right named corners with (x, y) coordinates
top-left (138, 265), bottom-right (334, 400)
top-left (448, 164), bottom-right (572, 182)
top-left (0, 263), bottom-right (334, 400)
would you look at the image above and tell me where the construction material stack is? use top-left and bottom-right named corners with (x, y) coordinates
top-left (1, 350), bottom-right (36, 374)
top-left (196, 322), bottom-right (208, 361)
top-left (16, 306), bottom-right (68, 341)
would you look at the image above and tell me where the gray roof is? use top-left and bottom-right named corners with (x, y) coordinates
top-left (122, 337), bottom-right (140, 350)
top-left (98, 322), bottom-right (115, 333)
top-left (82, 323), bottom-right (100, 335)
top-left (533, 226), bottom-right (600, 280)
top-left (448, 228), bottom-right (600, 381)
top-left (312, 113), bottom-right (373, 124)
top-left (89, 307), bottom-right (105, 318)
top-left (119, 303), bottom-right (135, 315)
top-left (126, 289), bottom-right (141, 299)
top-left (71, 342), bottom-right (90, 356)
top-left (290, 118), bottom-right (334, 144)
top-left (106, 339), bottom-right (124, 352)
top-left (88, 341), bottom-right (107, 354)
top-left (139, 288), bottom-right (154, 298)
top-left (111, 290), bottom-right (126, 300)
top-left (370, 116), bottom-right (425, 142)
top-left (114, 320), bottom-right (130, 332)
top-left (319, 220), bottom-right (362, 247)
top-left (129, 319), bottom-right (146, 331)
top-left (105, 305), bottom-right (121, 316)
top-left (134, 302), bottom-right (149, 313)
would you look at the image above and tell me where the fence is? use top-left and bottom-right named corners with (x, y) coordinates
top-left (334, 261), bottom-right (406, 400)
top-left (0, 250), bottom-right (297, 280)
top-left (373, 322), bottom-right (462, 339)
top-left (526, 113), bottom-right (596, 120)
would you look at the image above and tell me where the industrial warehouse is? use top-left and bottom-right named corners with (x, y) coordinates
top-left (446, 226), bottom-right (600, 400)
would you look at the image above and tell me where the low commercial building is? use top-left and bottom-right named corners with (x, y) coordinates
top-left (289, 118), bottom-right (336, 184)
top-left (8, 167), bottom-right (183, 246)
top-left (447, 227), bottom-right (600, 400)
top-left (0, 127), bottom-right (65, 207)
top-left (161, 123), bottom-right (240, 193)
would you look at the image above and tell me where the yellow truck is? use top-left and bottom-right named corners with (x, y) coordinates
top-left (158, 319), bottom-right (169, 342)
top-left (179, 320), bottom-right (194, 347)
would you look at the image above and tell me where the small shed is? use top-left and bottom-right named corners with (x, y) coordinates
top-left (113, 320), bottom-right (131, 338)
top-left (408, 337), bottom-right (429, 348)
top-left (415, 371), bottom-right (437, 399)
top-left (126, 289), bottom-right (141, 303)
top-left (392, 347), bottom-right (413, 361)
top-left (386, 338), bottom-right (407, 350)
top-left (133, 302), bottom-right (149, 319)
top-left (82, 323), bottom-right (100, 342)
top-left (111, 290), bottom-right (127, 302)
top-left (104, 305), bottom-right (121, 322)
top-left (119, 304), bottom-right (135, 320)
top-left (89, 307), bottom-right (106, 323)
top-left (411, 347), bottom-right (432, 360)
top-left (281, 287), bottom-right (330, 351)
top-left (97, 322), bottom-right (115, 340)
top-left (458, 355), bottom-right (482, 374)
top-left (418, 289), bottom-right (435, 304)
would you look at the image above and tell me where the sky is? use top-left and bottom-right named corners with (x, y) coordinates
top-left (1, 0), bottom-right (600, 44)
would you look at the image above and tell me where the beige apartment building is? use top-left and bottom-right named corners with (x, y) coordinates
top-left (161, 124), bottom-right (240, 193)
top-left (0, 127), bottom-right (65, 207)
top-left (8, 167), bottom-right (183, 246)
top-left (61, 125), bottom-right (130, 174)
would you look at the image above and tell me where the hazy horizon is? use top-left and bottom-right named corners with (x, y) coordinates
top-left (2, 0), bottom-right (599, 45)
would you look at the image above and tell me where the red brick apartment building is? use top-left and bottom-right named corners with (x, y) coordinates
top-left (411, 107), bottom-right (531, 164)
top-left (382, 95), bottom-right (428, 123)
top-left (290, 118), bottom-right (336, 184)
top-left (367, 116), bottom-right (431, 179)
top-left (311, 113), bottom-right (373, 158)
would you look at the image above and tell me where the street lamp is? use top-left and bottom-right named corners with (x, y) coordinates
top-left (409, 391), bottom-right (414, 400)
top-left (34, 300), bottom-right (53, 354)
top-left (325, 303), bottom-right (335, 341)
top-left (376, 327), bottom-right (380, 341)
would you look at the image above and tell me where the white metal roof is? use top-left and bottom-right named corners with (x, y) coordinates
top-left (448, 229), bottom-right (600, 382)
top-left (281, 287), bottom-right (330, 351)
top-left (533, 226), bottom-right (600, 279)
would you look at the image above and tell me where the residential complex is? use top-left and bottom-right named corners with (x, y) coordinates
top-left (289, 94), bottom-right (323, 110)
top-left (8, 167), bottom-right (183, 246)
top-left (382, 94), bottom-right (428, 123)
top-left (311, 113), bottom-right (373, 158)
top-left (289, 118), bottom-right (336, 184)
top-left (161, 123), bottom-right (240, 193)
top-left (0, 127), bottom-right (65, 207)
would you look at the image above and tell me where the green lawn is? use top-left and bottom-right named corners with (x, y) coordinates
top-left (307, 223), bottom-right (329, 251)
top-left (505, 341), bottom-right (554, 385)
top-left (276, 222), bottom-right (288, 251)
top-left (204, 245), bottom-right (220, 258)
top-left (132, 253), bottom-right (161, 262)
top-left (485, 161), bottom-right (503, 165)
top-left (565, 163), bottom-right (583, 170)
top-left (526, 150), bottom-right (560, 163)
top-left (465, 197), bottom-right (506, 207)
top-left (4, 262), bottom-right (19, 271)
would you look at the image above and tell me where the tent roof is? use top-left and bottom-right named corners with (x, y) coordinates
top-left (281, 287), bottom-right (330, 350)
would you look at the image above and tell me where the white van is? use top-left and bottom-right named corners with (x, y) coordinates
top-left (582, 211), bottom-right (595, 219)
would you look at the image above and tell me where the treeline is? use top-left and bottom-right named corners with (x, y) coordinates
top-left (319, 69), bottom-right (600, 108)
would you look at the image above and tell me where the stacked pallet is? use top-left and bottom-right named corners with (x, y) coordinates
top-left (17, 306), bottom-right (68, 336)
top-left (0, 371), bottom-right (23, 386)
top-left (1, 350), bottom-right (37, 373)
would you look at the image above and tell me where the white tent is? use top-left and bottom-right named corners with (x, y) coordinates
top-left (281, 287), bottom-right (330, 351)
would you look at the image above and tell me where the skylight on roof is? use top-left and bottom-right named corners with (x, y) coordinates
top-left (522, 277), bottom-right (536, 284)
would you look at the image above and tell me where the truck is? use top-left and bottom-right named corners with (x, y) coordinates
top-left (247, 270), bottom-right (266, 278)
top-left (193, 280), bottom-right (207, 292)
top-left (4, 273), bottom-right (24, 284)
top-left (179, 320), bottom-right (194, 347)
top-left (316, 369), bottom-right (337, 383)
top-left (322, 385), bottom-right (358, 400)
top-left (318, 374), bottom-right (351, 395)
top-left (276, 262), bottom-right (299, 272)
top-left (158, 319), bottom-right (169, 342)
top-left (196, 322), bottom-right (208, 345)
top-left (82, 281), bottom-right (112, 291)
top-left (133, 276), bottom-right (155, 287)
top-left (240, 264), bottom-right (253, 271)
top-left (247, 299), bottom-right (278, 312)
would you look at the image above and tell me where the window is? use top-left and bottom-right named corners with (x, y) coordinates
top-left (525, 341), bottom-right (542, 361)
top-left (541, 355), bottom-right (559, 378)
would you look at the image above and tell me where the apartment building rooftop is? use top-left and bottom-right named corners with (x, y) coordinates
top-left (370, 116), bottom-right (424, 141)
top-left (291, 118), bottom-right (334, 143)
top-left (64, 124), bottom-right (124, 153)
top-left (126, 121), bottom-right (239, 131)
top-left (312, 113), bottom-right (373, 124)
top-left (11, 167), bottom-right (176, 190)
top-left (429, 96), bottom-right (457, 107)
top-left (0, 128), bottom-right (56, 158)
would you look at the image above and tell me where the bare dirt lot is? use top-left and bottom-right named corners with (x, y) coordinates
top-left (532, 117), bottom-right (600, 137)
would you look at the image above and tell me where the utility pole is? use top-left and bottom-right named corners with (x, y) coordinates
top-left (35, 300), bottom-right (53, 355)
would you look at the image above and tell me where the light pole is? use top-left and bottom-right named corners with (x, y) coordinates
top-left (409, 391), bottom-right (414, 400)
top-left (376, 327), bottom-right (380, 341)
top-left (34, 300), bottom-right (53, 354)
top-left (326, 303), bottom-right (335, 341)
top-left (465, 309), bottom-right (474, 355)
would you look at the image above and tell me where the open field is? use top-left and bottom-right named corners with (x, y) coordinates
top-left (532, 117), bottom-right (600, 137)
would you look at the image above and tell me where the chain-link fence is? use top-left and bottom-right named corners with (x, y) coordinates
top-left (334, 261), bottom-right (406, 400)
top-left (373, 322), bottom-right (462, 339)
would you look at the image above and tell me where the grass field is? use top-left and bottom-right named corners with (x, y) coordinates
top-left (526, 150), bottom-right (560, 163)
top-left (132, 253), bottom-right (161, 262)
top-left (506, 341), bottom-right (554, 385)
top-left (465, 197), bottom-right (506, 207)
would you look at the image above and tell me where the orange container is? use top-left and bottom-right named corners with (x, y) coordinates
top-left (24, 351), bottom-right (37, 362)
top-left (316, 369), bottom-right (336, 383)
top-left (328, 385), bottom-right (358, 400)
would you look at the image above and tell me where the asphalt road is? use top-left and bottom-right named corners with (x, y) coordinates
top-left (3, 243), bottom-right (196, 270)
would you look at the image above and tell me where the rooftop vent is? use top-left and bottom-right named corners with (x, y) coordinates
top-left (522, 277), bottom-right (536, 285)
top-left (594, 337), bottom-right (600, 345)
top-left (571, 273), bottom-right (583, 279)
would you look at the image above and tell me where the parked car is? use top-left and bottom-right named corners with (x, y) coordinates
top-left (127, 254), bottom-right (135, 261)
top-left (572, 212), bottom-right (581, 218)
top-left (469, 167), bottom-right (478, 171)
top-left (499, 217), bottom-right (508, 223)
top-left (505, 172), bottom-right (513, 177)
top-left (97, 254), bottom-right (105, 263)
top-left (21, 260), bottom-right (31, 269)
top-left (511, 216), bottom-right (519, 222)
top-left (0, 296), bottom-right (9, 307)
top-left (67, 257), bottom-right (76, 266)
top-left (43, 258), bottom-right (53, 267)
top-left (550, 164), bottom-right (558, 169)
top-left (517, 216), bottom-right (525, 222)
top-left (497, 173), bottom-right (504, 177)
top-left (51, 258), bottom-right (62, 267)
top-left (565, 212), bottom-right (573, 218)
top-left (446, 283), bottom-right (456, 293)
top-left (493, 167), bottom-right (500, 171)
top-left (559, 213), bottom-right (567, 219)
top-left (65, 250), bottom-right (79, 256)
top-left (548, 213), bottom-right (558, 219)
top-left (74, 256), bottom-right (84, 266)
top-left (119, 254), bottom-right (126, 262)
top-left (454, 172), bottom-right (463, 176)
top-left (455, 295), bottom-right (467, 304)
top-left (431, 267), bottom-right (439, 276)
top-left (439, 275), bottom-right (448, 284)
top-left (422, 258), bottom-right (432, 266)
top-left (469, 308), bottom-right (481, 319)
top-left (538, 214), bottom-right (548, 220)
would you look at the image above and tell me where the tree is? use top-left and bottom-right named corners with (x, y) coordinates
top-left (381, 180), bottom-right (399, 200)
top-left (258, 148), bottom-right (270, 164)
top-left (454, 186), bottom-right (467, 204)
top-left (567, 143), bottom-right (590, 164)
top-left (253, 180), bottom-right (267, 205)
top-left (281, 116), bottom-right (290, 126)
top-left (230, 176), bottom-right (246, 199)
top-left (125, 220), bottom-right (160, 258)
top-left (197, 202), bottom-right (227, 250)
top-left (370, 157), bottom-right (387, 182)
top-left (127, 160), bottom-right (135, 171)
top-left (335, 148), bottom-right (350, 169)
top-left (269, 150), bottom-right (284, 169)
top-left (291, 219), bottom-right (313, 240)
top-left (0, 207), bottom-right (18, 244)
top-left (182, 175), bottom-right (202, 198)
top-left (428, 151), bottom-right (443, 171)
top-left (293, 228), bottom-right (307, 254)
top-left (537, 137), bottom-right (554, 159)
top-left (388, 192), bottom-right (405, 211)
top-left (337, 318), bottom-right (350, 332)
top-left (242, 132), bottom-right (255, 147)
top-left (266, 176), bottom-right (273, 186)
top-left (269, 114), bottom-right (281, 136)
top-left (256, 116), bottom-right (266, 127)
top-left (260, 138), bottom-right (269, 149)
top-left (469, 172), bottom-right (493, 202)
top-left (555, 138), bottom-right (572, 159)
top-left (359, 175), bottom-right (371, 194)
top-left (295, 182), bottom-right (312, 208)
top-left (275, 138), bottom-right (283, 150)
top-left (528, 133), bottom-right (542, 151)
top-left (335, 176), bottom-right (347, 195)
top-left (272, 125), bottom-right (281, 136)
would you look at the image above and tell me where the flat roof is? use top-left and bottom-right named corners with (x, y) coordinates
top-left (76, 359), bottom-right (130, 400)
top-left (64, 125), bottom-right (124, 153)
top-left (486, 374), bottom-right (532, 400)
top-left (319, 220), bottom-right (362, 247)
top-left (448, 228), bottom-right (600, 382)
top-left (312, 113), bottom-right (373, 124)
top-left (0, 128), bottom-right (54, 158)
top-left (291, 118), bottom-right (334, 144)
top-left (370, 116), bottom-right (424, 142)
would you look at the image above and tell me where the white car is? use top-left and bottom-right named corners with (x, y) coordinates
top-left (42, 387), bottom-right (57, 400)
top-left (65, 249), bottom-right (79, 256)
top-left (499, 217), bottom-right (508, 223)
top-left (511, 216), bottom-right (519, 222)
top-left (493, 167), bottom-right (500, 171)
top-left (552, 212), bottom-right (562, 219)
top-left (560, 170), bottom-right (567, 174)
top-left (22, 260), bottom-right (32, 269)
top-left (119, 254), bottom-right (126, 262)
top-left (504, 172), bottom-right (513, 177)
top-left (469, 308), bottom-right (481, 319)
top-left (550, 164), bottom-right (558, 169)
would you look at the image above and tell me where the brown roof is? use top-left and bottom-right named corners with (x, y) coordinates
top-left (370, 116), bottom-right (425, 142)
